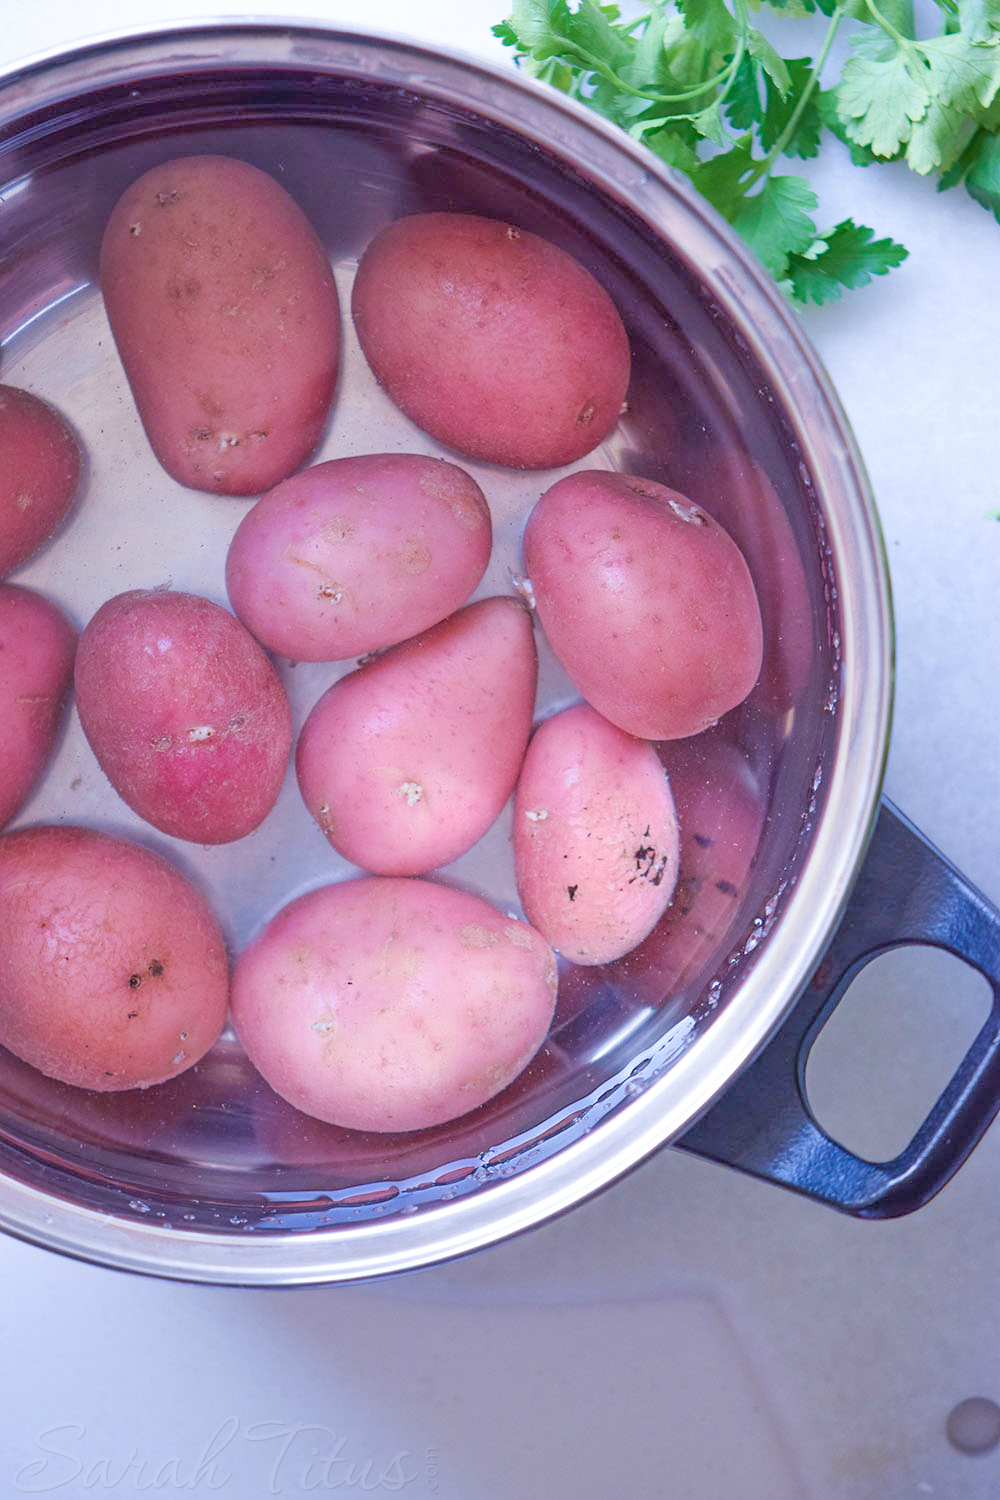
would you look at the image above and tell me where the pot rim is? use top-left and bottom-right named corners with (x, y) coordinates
top-left (0, 16), bottom-right (893, 1284)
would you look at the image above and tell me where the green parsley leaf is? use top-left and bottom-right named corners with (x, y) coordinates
top-left (724, 52), bottom-right (765, 133)
top-left (690, 100), bottom-right (733, 142)
top-left (786, 219), bottom-right (909, 302)
top-left (961, 125), bottom-right (1000, 214)
top-left (636, 123), bottom-right (704, 172)
top-left (500, 0), bottom-right (630, 68)
top-left (730, 172), bottom-right (819, 276)
top-left (675, 0), bottom-right (742, 58)
top-left (905, 31), bottom-right (1000, 173)
top-left (836, 31), bottom-right (931, 159)
top-left (761, 56), bottom-right (825, 156)
top-left (747, 30), bottom-right (793, 97)
top-left (956, 0), bottom-right (1000, 47)
top-left (689, 138), bottom-right (756, 217)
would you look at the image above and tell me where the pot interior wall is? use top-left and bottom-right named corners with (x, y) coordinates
top-left (0, 42), bottom-right (839, 1237)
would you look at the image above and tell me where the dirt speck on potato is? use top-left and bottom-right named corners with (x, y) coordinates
top-left (167, 278), bottom-right (201, 303)
top-left (504, 924), bottom-right (535, 952)
top-left (322, 515), bottom-right (354, 545)
top-left (459, 923), bottom-right (497, 950)
top-left (399, 539), bottom-right (431, 576)
top-left (630, 840), bottom-right (672, 886)
top-left (418, 462), bottom-right (488, 533)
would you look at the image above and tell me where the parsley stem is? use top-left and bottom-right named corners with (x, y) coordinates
top-left (747, 4), bottom-right (845, 183)
top-left (862, 0), bottom-right (910, 47)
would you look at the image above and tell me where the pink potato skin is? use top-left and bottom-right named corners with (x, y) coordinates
top-left (523, 471), bottom-right (764, 740)
top-left (0, 585), bottom-right (77, 830)
top-left (74, 590), bottom-right (292, 844)
top-left (684, 449), bottom-right (815, 716)
top-left (0, 825), bottom-right (229, 1091)
top-left (100, 154), bottom-right (340, 496)
top-left (230, 876), bottom-right (558, 1132)
top-left (226, 453), bottom-right (492, 661)
top-left (555, 730), bottom-right (766, 1021)
top-left (351, 212), bottom-right (631, 470)
top-left (0, 385), bottom-right (81, 576)
top-left (633, 733), bottom-right (767, 990)
top-left (296, 596), bottom-right (537, 875)
top-left (514, 703), bottom-right (680, 965)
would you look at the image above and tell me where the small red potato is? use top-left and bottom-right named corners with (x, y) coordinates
top-left (0, 584), bottom-right (76, 829)
top-left (74, 589), bottom-right (292, 844)
top-left (100, 154), bottom-right (340, 495)
top-left (0, 385), bottom-right (81, 576)
top-left (686, 450), bottom-right (815, 715)
top-left (231, 875), bottom-right (558, 1132)
top-left (514, 703), bottom-right (680, 965)
top-left (296, 596), bottom-right (537, 874)
top-left (226, 453), bottom-right (492, 661)
top-left (553, 731), bottom-right (765, 1023)
top-left (523, 471), bottom-right (764, 740)
top-left (638, 732), bottom-right (767, 987)
top-left (0, 825), bottom-right (228, 1091)
top-left (351, 212), bottom-right (630, 469)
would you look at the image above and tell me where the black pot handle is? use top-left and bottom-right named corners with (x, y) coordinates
top-left (674, 798), bottom-right (1000, 1217)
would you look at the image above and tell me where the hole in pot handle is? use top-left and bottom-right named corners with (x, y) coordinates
top-left (674, 799), bottom-right (1000, 1218)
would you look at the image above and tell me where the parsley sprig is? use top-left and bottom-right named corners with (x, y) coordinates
top-left (495, 0), bottom-right (1000, 303)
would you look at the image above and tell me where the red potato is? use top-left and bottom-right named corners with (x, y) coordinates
top-left (514, 703), bottom-right (680, 965)
top-left (0, 385), bottom-right (81, 576)
top-left (231, 875), bottom-right (558, 1132)
top-left (296, 596), bottom-right (537, 875)
top-left (74, 589), bottom-right (292, 844)
top-left (523, 471), bottom-right (763, 740)
top-left (684, 450), bottom-right (815, 715)
top-left (351, 212), bottom-right (630, 469)
top-left (556, 731), bottom-right (767, 1019)
top-left (226, 453), bottom-right (492, 661)
top-left (641, 732), bottom-right (767, 986)
top-left (0, 585), bottom-right (76, 830)
top-left (100, 154), bottom-right (340, 495)
top-left (0, 825), bottom-right (228, 1091)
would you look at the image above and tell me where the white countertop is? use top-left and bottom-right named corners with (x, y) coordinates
top-left (2, 4), bottom-right (1000, 1498)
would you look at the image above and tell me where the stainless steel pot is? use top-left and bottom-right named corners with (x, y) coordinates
top-left (0, 20), bottom-right (993, 1286)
